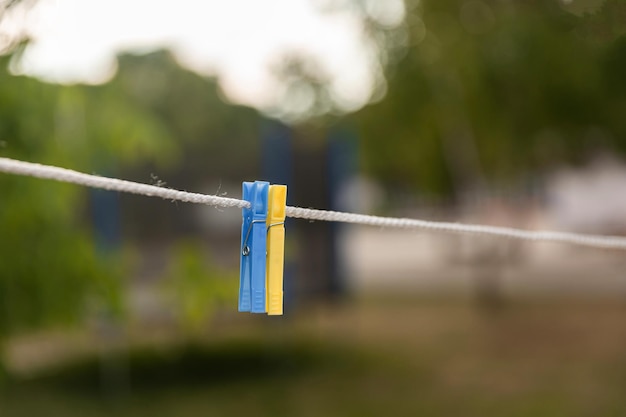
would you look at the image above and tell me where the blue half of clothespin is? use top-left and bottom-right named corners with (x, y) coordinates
top-left (239, 181), bottom-right (269, 313)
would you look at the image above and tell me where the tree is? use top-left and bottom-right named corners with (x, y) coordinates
top-left (346, 0), bottom-right (626, 197)
top-left (0, 46), bottom-right (174, 346)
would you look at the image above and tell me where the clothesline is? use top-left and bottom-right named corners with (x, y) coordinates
top-left (1, 156), bottom-right (626, 251)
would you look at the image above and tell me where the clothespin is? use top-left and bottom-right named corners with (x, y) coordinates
top-left (266, 185), bottom-right (287, 315)
top-left (239, 181), bottom-right (269, 313)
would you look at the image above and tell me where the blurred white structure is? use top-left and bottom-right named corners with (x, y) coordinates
top-left (546, 155), bottom-right (626, 234)
top-left (341, 157), bottom-right (626, 296)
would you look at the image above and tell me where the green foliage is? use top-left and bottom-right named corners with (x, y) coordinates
top-left (110, 51), bottom-right (260, 180)
top-left (162, 242), bottom-right (237, 332)
top-left (351, 0), bottom-right (626, 196)
top-left (578, 0), bottom-right (626, 42)
top-left (0, 45), bottom-right (261, 341)
top-left (0, 47), bottom-right (176, 337)
top-left (0, 178), bottom-right (117, 334)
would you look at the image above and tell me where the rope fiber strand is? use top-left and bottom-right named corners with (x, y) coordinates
top-left (1, 156), bottom-right (626, 251)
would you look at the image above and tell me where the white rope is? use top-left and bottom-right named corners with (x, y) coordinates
top-left (285, 206), bottom-right (626, 250)
top-left (0, 157), bottom-right (247, 209)
top-left (1, 156), bottom-right (626, 251)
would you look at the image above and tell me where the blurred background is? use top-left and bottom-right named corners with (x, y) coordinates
top-left (1, 0), bottom-right (626, 415)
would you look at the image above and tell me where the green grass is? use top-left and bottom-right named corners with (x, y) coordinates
top-left (3, 298), bottom-right (626, 417)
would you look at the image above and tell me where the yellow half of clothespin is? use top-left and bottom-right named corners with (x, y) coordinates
top-left (266, 184), bottom-right (287, 315)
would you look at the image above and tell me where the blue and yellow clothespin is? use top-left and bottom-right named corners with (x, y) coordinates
top-left (239, 181), bottom-right (269, 313)
top-left (238, 181), bottom-right (287, 316)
